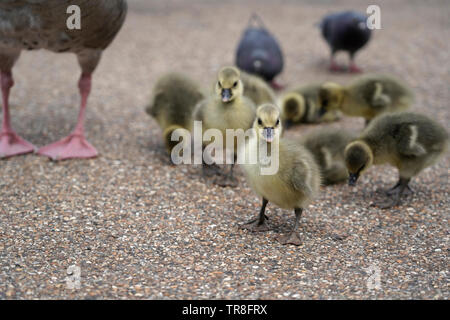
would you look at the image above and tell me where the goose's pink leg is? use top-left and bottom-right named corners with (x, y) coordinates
top-left (0, 71), bottom-right (35, 158)
top-left (38, 73), bottom-right (98, 160)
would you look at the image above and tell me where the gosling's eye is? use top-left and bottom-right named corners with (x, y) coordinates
top-left (233, 81), bottom-right (238, 88)
top-left (257, 118), bottom-right (262, 125)
top-left (276, 119), bottom-right (280, 125)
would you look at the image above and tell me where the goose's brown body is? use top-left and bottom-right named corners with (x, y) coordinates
top-left (0, 0), bottom-right (127, 159)
top-left (0, 0), bottom-right (127, 71)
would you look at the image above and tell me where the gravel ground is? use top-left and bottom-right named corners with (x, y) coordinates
top-left (0, 0), bottom-right (449, 299)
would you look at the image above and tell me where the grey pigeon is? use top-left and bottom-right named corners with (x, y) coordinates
top-left (0, 0), bottom-right (127, 160)
top-left (320, 10), bottom-right (371, 73)
top-left (236, 14), bottom-right (284, 90)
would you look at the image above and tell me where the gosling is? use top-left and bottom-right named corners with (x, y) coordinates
top-left (240, 104), bottom-right (321, 245)
top-left (345, 112), bottom-right (448, 208)
top-left (194, 66), bottom-right (256, 186)
top-left (146, 72), bottom-right (204, 156)
top-left (280, 84), bottom-right (341, 128)
top-left (240, 71), bottom-right (276, 106)
top-left (319, 74), bottom-right (413, 125)
top-left (301, 128), bottom-right (357, 185)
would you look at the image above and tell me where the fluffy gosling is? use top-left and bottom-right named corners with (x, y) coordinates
top-left (146, 72), bottom-right (204, 155)
top-left (240, 71), bottom-right (276, 106)
top-left (301, 128), bottom-right (357, 185)
top-left (345, 112), bottom-right (448, 208)
top-left (319, 74), bottom-right (413, 125)
top-left (240, 104), bottom-right (321, 245)
top-left (280, 84), bottom-right (341, 128)
top-left (194, 66), bottom-right (256, 186)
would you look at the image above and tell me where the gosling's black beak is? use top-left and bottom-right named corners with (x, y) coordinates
top-left (221, 89), bottom-right (232, 102)
top-left (348, 173), bottom-right (359, 186)
top-left (263, 127), bottom-right (275, 142)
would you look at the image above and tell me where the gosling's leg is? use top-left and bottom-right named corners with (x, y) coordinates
top-left (386, 177), bottom-right (413, 196)
top-left (378, 177), bottom-right (412, 209)
top-left (278, 208), bottom-right (303, 246)
top-left (202, 147), bottom-right (223, 177)
top-left (214, 154), bottom-right (238, 187)
top-left (240, 198), bottom-right (270, 232)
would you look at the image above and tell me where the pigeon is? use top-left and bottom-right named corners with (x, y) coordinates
top-left (320, 10), bottom-right (371, 73)
top-left (0, 0), bottom-right (127, 160)
top-left (236, 14), bottom-right (284, 90)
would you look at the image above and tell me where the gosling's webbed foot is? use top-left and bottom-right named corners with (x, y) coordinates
top-left (386, 184), bottom-right (414, 196)
top-left (375, 197), bottom-right (402, 209)
top-left (373, 178), bottom-right (412, 209)
top-left (213, 175), bottom-right (238, 188)
top-left (375, 191), bottom-right (404, 209)
top-left (278, 232), bottom-right (302, 246)
top-left (239, 216), bottom-right (270, 232)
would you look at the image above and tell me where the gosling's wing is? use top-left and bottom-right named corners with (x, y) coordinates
top-left (290, 166), bottom-right (314, 198)
top-left (370, 82), bottom-right (391, 109)
top-left (193, 99), bottom-right (207, 122)
top-left (283, 146), bottom-right (315, 198)
top-left (395, 123), bottom-right (427, 157)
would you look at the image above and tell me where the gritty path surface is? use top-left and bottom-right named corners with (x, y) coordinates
top-left (0, 0), bottom-right (448, 299)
